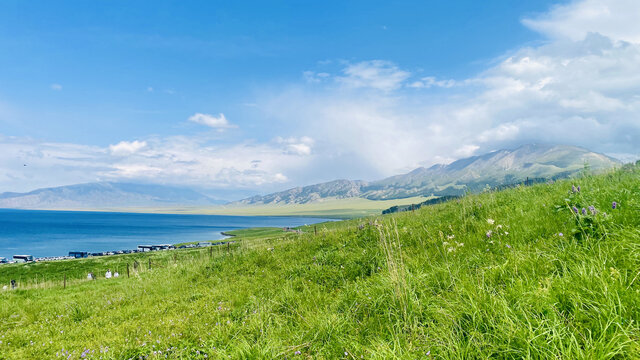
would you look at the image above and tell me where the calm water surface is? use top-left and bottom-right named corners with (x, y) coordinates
top-left (0, 209), bottom-right (331, 259)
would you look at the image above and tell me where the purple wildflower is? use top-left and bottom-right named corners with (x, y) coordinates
top-left (572, 185), bottom-right (577, 193)
top-left (295, 350), bottom-right (302, 355)
top-left (486, 230), bottom-right (492, 238)
top-left (578, 186), bottom-right (581, 192)
top-left (506, 244), bottom-right (512, 249)
top-left (612, 201), bottom-right (618, 209)
top-left (588, 205), bottom-right (596, 215)
top-left (581, 208), bottom-right (587, 215)
top-left (558, 232), bottom-right (563, 237)
top-left (572, 206), bottom-right (579, 214)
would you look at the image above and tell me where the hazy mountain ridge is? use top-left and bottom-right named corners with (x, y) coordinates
top-left (234, 144), bottom-right (620, 205)
top-left (0, 182), bottom-right (224, 210)
top-left (235, 179), bottom-right (367, 205)
top-left (0, 145), bottom-right (621, 210)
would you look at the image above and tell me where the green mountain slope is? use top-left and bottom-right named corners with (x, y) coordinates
top-left (1, 164), bottom-right (639, 358)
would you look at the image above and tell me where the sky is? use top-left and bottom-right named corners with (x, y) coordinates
top-left (1, 0), bottom-right (639, 199)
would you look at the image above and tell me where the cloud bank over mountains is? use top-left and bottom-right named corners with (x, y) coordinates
top-left (1, 0), bottom-right (639, 193)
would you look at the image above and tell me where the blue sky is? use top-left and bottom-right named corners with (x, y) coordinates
top-left (0, 0), bottom-right (556, 144)
top-left (1, 0), bottom-right (639, 197)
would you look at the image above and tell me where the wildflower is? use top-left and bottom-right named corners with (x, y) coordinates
top-left (588, 206), bottom-right (596, 215)
top-left (506, 244), bottom-right (512, 249)
top-left (581, 208), bottom-right (587, 215)
top-left (486, 230), bottom-right (492, 238)
top-left (496, 224), bottom-right (503, 229)
top-left (295, 351), bottom-right (302, 355)
top-left (447, 234), bottom-right (455, 240)
top-left (578, 186), bottom-right (581, 192)
top-left (572, 206), bottom-right (579, 214)
top-left (487, 218), bottom-right (495, 225)
top-left (457, 242), bottom-right (464, 247)
top-left (571, 185), bottom-right (577, 193)
top-left (447, 247), bottom-right (455, 253)
top-left (558, 232), bottom-right (563, 237)
top-left (612, 201), bottom-right (618, 209)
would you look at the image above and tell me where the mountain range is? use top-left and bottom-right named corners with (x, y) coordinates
top-left (0, 144), bottom-right (621, 210)
top-left (0, 182), bottom-right (224, 210)
top-left (233, 144), bottom-right (620, 205)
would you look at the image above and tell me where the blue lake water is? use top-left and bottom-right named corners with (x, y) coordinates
top-left (0, 209), bottom-right (332, 259)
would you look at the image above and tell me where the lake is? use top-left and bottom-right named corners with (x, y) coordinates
top-left (0, 209), bottom-right (332, 259)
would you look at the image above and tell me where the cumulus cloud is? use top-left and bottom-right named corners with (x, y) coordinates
top-left (109, 140), bottom-right (147, 156)
top-left (258, 0), bottom-right (640, 178)
top-left (188, 113), bottom-right (235, 130)
top-left (3, 0), bottom-right (640, 194)
top-left (276, 136), bottom-right (314, 156)
top-left (522, 0), bottom-right (640, 43)
top-left (0, 134), bottom-right (314, 192)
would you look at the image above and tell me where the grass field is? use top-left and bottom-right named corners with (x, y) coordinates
top-left (1, 165), bottom-right (639, 359)
top-left (86, 196), bottom-right (432, 219)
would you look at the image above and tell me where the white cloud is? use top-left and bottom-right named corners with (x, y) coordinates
top-left (257, 0), bottom-right (640, 179)
top-left (0, 133), bottom-right (316, 192)
top-left (109, 140), bottom-right (147, 156)
top-left (276, 136), bottom-right (314, 156)
top-left (50, 84), bottom-right (62, 91)
top-left (454, 144), bottom-right (480, 158)
top-left (303, 71), bottom-right (330, 83)
top-left (522, 0), bottom-right (640, 43)
top-left (3, 0), bottom-right (640, 194)
top-left (337, 60), bottom-right (410, 91)
top-left (188, 113), bottom-right (235, 130)
top-left (408, 76), bottom-right (457, 89)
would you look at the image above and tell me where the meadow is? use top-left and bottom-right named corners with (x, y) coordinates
top-left (96, 196), bottom-right (431, 219)
top-left (0, 164), bottom-right (639, 359)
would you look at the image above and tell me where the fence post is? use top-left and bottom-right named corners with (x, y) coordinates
top-left (314, 226), bottom-right (317, 235)
top-left (227, 242), bottom-right (230, 254)
top-left (148, 258), bottom-right (151, 270)
top-left (209, 246), bottom-right (213, 258)
top-left (127, 263), bottom-right (130, 278)
top-left (64, 274), bottom-right (66, 289)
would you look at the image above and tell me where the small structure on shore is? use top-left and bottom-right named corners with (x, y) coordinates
top-left (138, 245), bottom-right (154, 252)
top-left (0, 257), bottom-right (7, 263)
top-left (69, 251), bottom-right (88, 258)
top-left (13, 255), bottom-right (34, 262)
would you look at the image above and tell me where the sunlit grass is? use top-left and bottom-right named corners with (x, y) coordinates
top-left (1, 164), bottom-right (639, 358)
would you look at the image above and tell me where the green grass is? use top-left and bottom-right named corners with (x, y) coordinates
top-left (1, 165), bottom-right (640, 359)
top-left (109, 196), bottom-right (431, 219)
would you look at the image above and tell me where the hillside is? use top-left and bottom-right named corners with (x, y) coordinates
top-left (235, 144), bottom-right (620, 205)
top-left (0, 182), bottom-right (223, 210)
top-left (1, 164), bottom-right (639, 358)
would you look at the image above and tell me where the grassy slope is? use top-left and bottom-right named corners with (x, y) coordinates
top-left (1, 166), bottom-right (639, 359)
top-left (92, 196), bottom-right (431, 219)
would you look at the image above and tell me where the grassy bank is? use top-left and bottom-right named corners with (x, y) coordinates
top-left (1, 165), bottom-right (639, 358)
